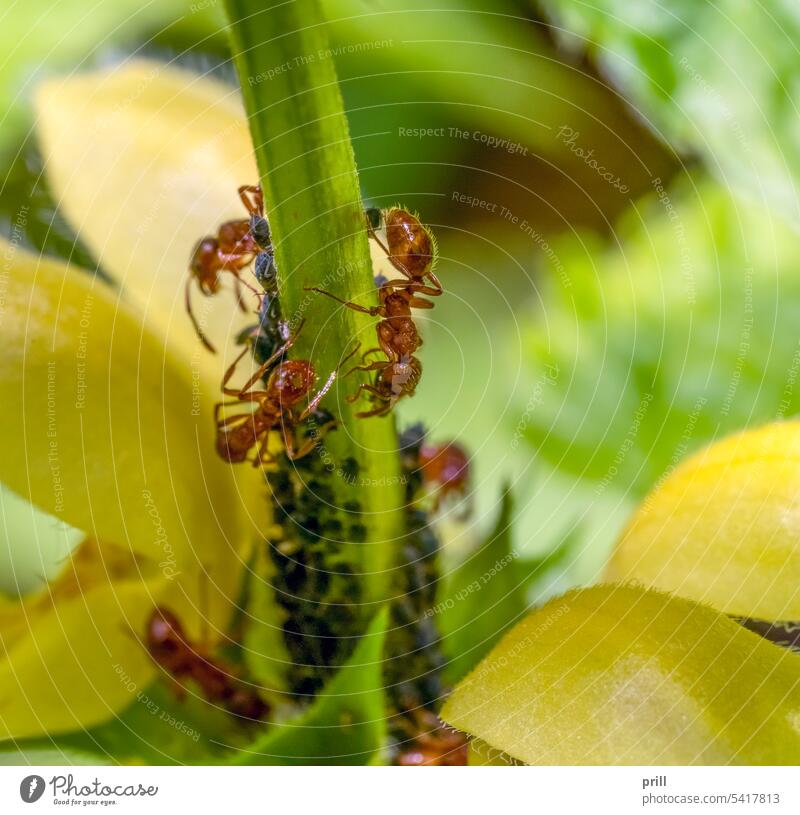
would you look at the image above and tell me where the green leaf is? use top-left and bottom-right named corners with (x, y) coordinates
top-left (241, 556), bottom-right (292, 691)
top-left (439, 489), bottom-right (527, 683)
top-left (321, 0), bottom-right (672, 194)
top-left (0, 747), bottom-right (111, 766)
top-left (232, 608), bottom-right (389, 765)
top-left (541, 0), bottom-right (800, 222)
top-left (223, 0), bottom-right (404, 603)
top-left (518, 179), bottom-right (800, 498)
top-left (40, 682), bottom-right (240, 766)
top-left (443, 584), bottom-right (800, 765)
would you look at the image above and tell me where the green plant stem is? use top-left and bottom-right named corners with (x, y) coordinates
top-left (224, 0), bottom-right (404, 605)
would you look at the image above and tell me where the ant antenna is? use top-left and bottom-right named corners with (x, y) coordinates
top-left (186, 277), bottom-right (216, 353)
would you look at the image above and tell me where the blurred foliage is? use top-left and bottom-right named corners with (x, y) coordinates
top-left (438, 488), bottom-right (576, 683)
top-left (518, 178), bottom-right (800, 499)
top-left (439, 489), bottom-right (525, 683)
top-left (323, 0), bottom-right (677, 230)
top-left (0, 747), bottom-right (110, 765)
top-left (539, 0), bottom-right (800, 225)
top-left (0, 0), bottom-right (227, 159)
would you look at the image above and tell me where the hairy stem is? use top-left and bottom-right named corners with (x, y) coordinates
top-left (223, 1), bottom-right (403, 607)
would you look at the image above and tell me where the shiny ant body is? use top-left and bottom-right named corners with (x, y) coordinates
top-left (146, 606), bottom-right (269, 721)
top-left (215, 324), bottom-right (357, 466)
top-left (305, 207), bottom-right (441, 417)
top-left (187, 185), bottom-right (272, 352)
top-left (365, 206), bottom-right (442, 296)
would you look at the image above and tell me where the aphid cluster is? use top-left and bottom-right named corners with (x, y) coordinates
top-left (184, 186), bottom-right (469, 737)
top-left (266, 451), bottom-right (367, 697)
top-left (385, 423), bottom-right (471, 765)
top-left (145, 606), bottom-right (269, 722)
top-left (307, 206), bottom-right (440, 417)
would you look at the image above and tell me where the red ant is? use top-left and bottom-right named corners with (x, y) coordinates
top-left (187, 185), bottom-right (271, 353)
top-left (304, 207), bottom-right (441, 417)
top-left (419, 441), bottom-right (470, 501)
top-left (394, 708), bottom-right (468, 766)
top-left (215, 322), bottom-right (359, 465)
top-left (304, 281), bottom-right (426, 417)
top-left (145, 606), bottom-right (269, 721)
top-left (366, 206), bottom-right (442, 296)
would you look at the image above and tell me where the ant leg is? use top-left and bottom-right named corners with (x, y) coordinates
top-left (346, 383), bottom-right (385, 403)
top-left (356, 402), bottom-right (392, 419)
top-left (303, 286), bottom-right (381, 316)
top-left (347, 360), bottom-right (388, 376)
top-left (238, 185), bottom-right (263, 216)
top-left (236, 320), bottom-right (305, 395)
top-left (186, 277), bottom-right (216, 353)
top-left (253, 435), bottom-right (277, 468)
top-left (297, 343), bottom-right (360, 420)
top-left (217, 411), bottom-right (257, 431)
top-left (214, 400), bottom-right (247, 426)
top-left (366, 222), bottom-right (392, 258)
top-left (221, 346), bottom-right (252, 391)
top-left (382, 278), bottom-right (443, 297)
top-left (406, 295), bottom-right (435, 310)
top-left (232, 274), bottom-right (247, 312)
top-left (232, 271), bottom-right (262, 298)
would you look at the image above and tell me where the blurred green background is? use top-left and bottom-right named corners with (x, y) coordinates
top-left (2, 0), bottom-right (798, 605)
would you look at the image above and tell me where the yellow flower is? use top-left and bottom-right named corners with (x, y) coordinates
top-left (0, 60), bottom-right (270, 740)
top-left (443, 423), bottom-right (800, 764)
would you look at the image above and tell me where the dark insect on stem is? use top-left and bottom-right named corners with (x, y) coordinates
top-left (385, 424), bottom-right (473, 765)
top-left (186, 184), bottom-right (271, 353)
top-left (145, 606), bottom-right (269, 722)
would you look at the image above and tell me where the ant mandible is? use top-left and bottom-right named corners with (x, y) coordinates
top-left (186, 185), bottom-right (272, 353)
top-left (146, 606), bottom-right (269, 722)
top-left (215, 322), bottom-right (359, 465)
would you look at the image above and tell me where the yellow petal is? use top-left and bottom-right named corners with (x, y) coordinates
top-left (0, 239), bottom-right (261, 585)
top-left (609, 422), bottom-right (800, 619)
top-left (442, 584), bottom-right (800, 765)
top-left (0, 538), bottom-right (161, 739)
top-left (34, 59), bottom-right (258, 357)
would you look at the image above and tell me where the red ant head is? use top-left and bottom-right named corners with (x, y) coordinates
top-left (146, 606), bottom-right (189, 663)
top-left (419, 442), bottom-right (470, 493)
top-left (267, 360), bottom-right (317, 407)
top-left (190, 237), bottom-right (221, 293)
top-left (385, 208), bottom-right (435, 279)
